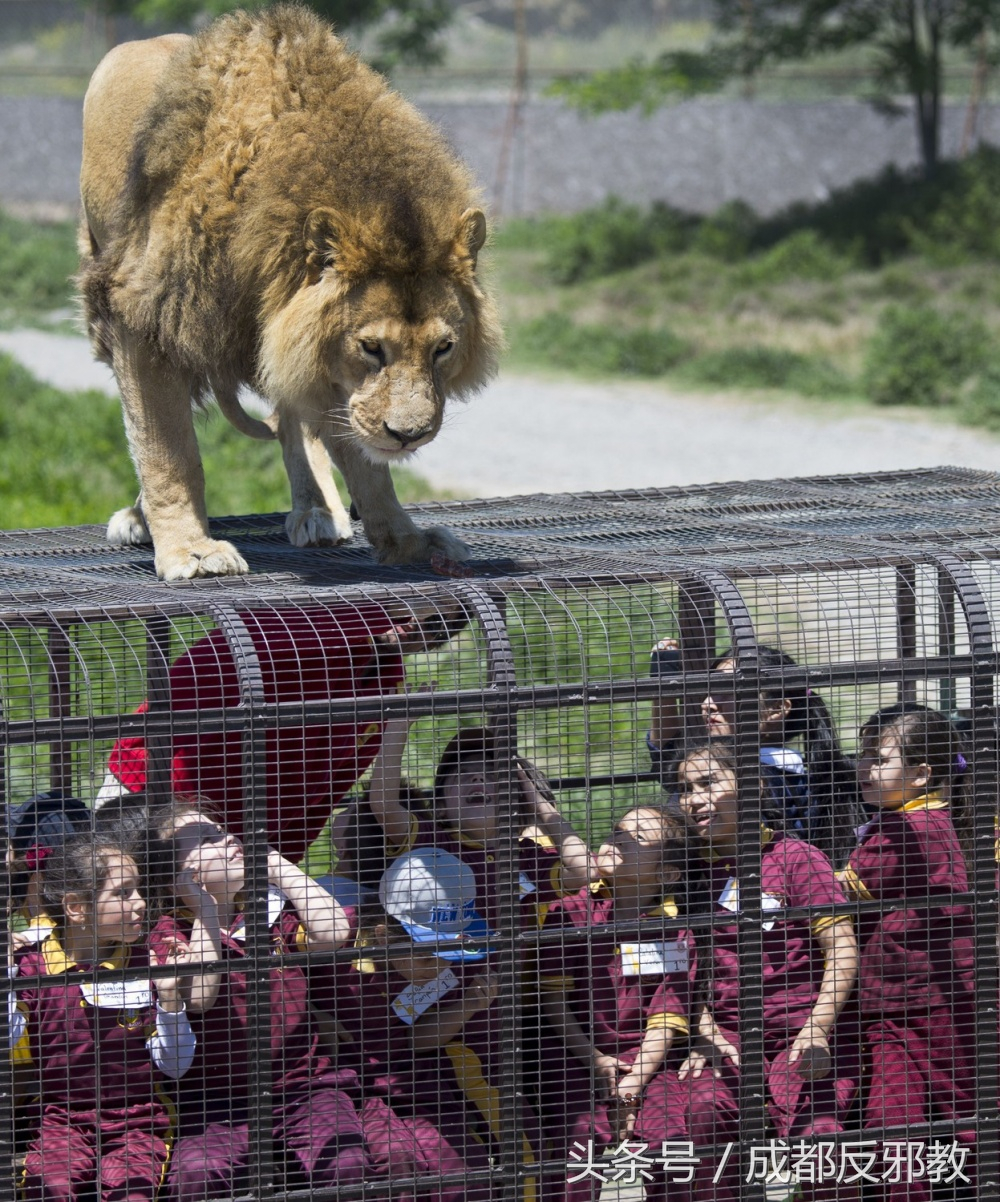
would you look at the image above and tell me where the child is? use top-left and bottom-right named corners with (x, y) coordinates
top-left (148, 798), bottom-right (371, 1202)
top-left (844, 703), bottom-right (975, 1202)
top-left (662, 735), bottom-right (859, 1202)
top-left (366, 723), bottom-right (595, 929)
top-left (12, 828), bottom-right (196, 1202)
top-left (537, 806), bottom-right (697, 1202)
top-left (333, 846), bottom-right (538, 1202)
top-left (649, 640), bottom-right (860, 862)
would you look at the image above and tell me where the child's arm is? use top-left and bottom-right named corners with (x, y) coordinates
top-left (612, 1023), bottom-right (678, 1139)
top-left (172, 869), bottom-right (224, 1013)
top-left (649, 638), bottom-right (683, 753)
top-left (267, 850), bottom-right (351, 951)
top-left (148, 941), bottom-right (197, 1081)
top-left (678, 1002), bottom-right (740, 1080)
top-left (409, 969), bottom-right (498, 1053)
top-left (788, 917), bottom-right (858, 1081)
top-left (516, 765), bottom-right (596, 890)
top-left (539, 987), bottom-right (629, 1099)
top-left (366, 716), bottom-right (419, 853)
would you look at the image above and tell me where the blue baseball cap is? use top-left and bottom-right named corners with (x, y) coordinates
top-left (379, 847), bottom-right (496, 962)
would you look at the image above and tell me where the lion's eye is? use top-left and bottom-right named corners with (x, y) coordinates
top-left (433, 339), bottom-right (454, 359)
top-left (360, 339), bottom-right (385, 365)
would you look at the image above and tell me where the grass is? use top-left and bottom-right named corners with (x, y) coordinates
top-left (487, 147), bottom-right (1000, 417)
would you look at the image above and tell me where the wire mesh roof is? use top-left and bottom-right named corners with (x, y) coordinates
top-left (1, 466), bottom-right (998, 616)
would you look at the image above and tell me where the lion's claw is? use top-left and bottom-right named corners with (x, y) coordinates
top-left (285, 506), bottom-right (352, 548)
top-left (107, 506), bottom-right (152, 546)
top-left (155, 539), bottom-right (249, 581)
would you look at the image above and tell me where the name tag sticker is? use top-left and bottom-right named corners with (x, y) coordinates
top-left (619, 939), bottom-right (689, 976)
top-left (717, 878), bottom-right (782, 930)
top-left (79, 979), bottom-right (153, 1010)
top-left (518, 871), bottom-right (537, 898)
top-left (392, 967), bottom-right (459, 1026)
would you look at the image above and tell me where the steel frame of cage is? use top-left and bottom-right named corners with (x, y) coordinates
top-left (1, 472), bottom-right (1000, 1202)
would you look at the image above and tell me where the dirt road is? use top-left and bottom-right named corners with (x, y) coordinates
top-left (3, 328), bottom-right (997, 495)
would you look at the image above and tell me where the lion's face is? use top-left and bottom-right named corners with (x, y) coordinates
top-left (257, 207), bottom-right (501, 463)
top-left (332, 274), bottom-right (477, 463)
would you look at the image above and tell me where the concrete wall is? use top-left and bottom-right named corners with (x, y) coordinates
top-left (3, 93), bottom-right (996, 219)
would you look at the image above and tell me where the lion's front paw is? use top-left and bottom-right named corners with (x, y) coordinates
top-left (107, 506), bottom-right (152, 546)
top-left (285, 506), bottom-right (352, 548)
top-left (154, 538), bottom-right (249, 581)
top-left (375, 524), bottom-right (470, 566)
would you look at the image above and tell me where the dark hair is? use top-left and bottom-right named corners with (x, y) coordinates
top-left (613, 803), bottom-right (709, 918)
top-left (38, 831), bottom-right (136, 936)
top-left (432, 727), bottom-right (553, 825)
top-left (859, 702), bottom-right (966, 804)
top-left (8, 791), bottom-right (93, 908)
top-left (337, 782), bottom-right (432, 890)
top-left (710, 646), bottom-right (861, 861)
top-left (669, 734), bottom-right (848, 864)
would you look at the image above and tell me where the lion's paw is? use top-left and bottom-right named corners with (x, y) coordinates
top-left (285, 506), bottom-right (352, 548)
top-left (154, 539), bottom-right (249, 581)
top-left (107, 506), bottom-right (152, 546)
top-left (376, 524), bottom-right (470, 566)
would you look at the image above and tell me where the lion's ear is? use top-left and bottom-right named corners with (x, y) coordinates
top-left (304, 207), bottom-right (362, 279)
top-left (455, 207), bottom-right (487, 270)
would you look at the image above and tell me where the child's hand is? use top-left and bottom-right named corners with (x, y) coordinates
top-left (385, 682), bottom-right (436, 738)
top-left (153, 939), bottom-right (191, 1013)
top-left (696, 1013), bottom-right (740, 1071)
top-left (611, 1073), bottom-right (644, 1140)
top-left (174, 868), bottom-right (217, 916)
top-left (592, 1051), bottom-right (629, 1101)
top-left (649, 637), bottom-right (682, 677)
top-left (788, 1023), bottom-right (831, 1081)
top-left (466, 969), bottom-right (499, 1013)
top-left (677, 1047), bottom-right (712, 1081)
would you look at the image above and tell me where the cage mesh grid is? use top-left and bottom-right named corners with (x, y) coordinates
top-left (0, 466), bottom-right (998, 1202)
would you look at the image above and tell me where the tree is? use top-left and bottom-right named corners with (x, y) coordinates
top-left (551, 1), bottom-right (1000, 176)
top-left (78, 0), bottom-right (453, 69)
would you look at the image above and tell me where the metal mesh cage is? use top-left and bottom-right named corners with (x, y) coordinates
top-left (2, 467), bottom-right (997, 1202)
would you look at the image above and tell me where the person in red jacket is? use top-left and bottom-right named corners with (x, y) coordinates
top-left (97, 602), bottom-right (466, 864)
top-left (843, 703), bottom-right (975, 1202)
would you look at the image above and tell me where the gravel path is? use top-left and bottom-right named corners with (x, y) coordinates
top-left (3, 328), bottom-right (998, 495)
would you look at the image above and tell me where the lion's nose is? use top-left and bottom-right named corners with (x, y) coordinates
top-left (383, 421), bottom-right (432, 448)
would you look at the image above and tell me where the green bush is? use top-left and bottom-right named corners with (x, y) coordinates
top-left (539, 198), bottom-right (696, 285)
top-left (512, 312), bottom-right (688, 376)
top-left (862, 304), bottom-right (991, 407)
top-left (680, 344), bottom-right (853, 398)
top-left (691, 200), bottom-right (757, 260)
top-left (959, 362), bottom-right (1000, 430)
top-left (735, 229), bottom-right (855, 286)
top-left (0, 209), bottom-right (78, 320)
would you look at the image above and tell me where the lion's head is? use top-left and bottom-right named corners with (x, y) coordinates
top-left (256, 201), bottom-right (502, 464)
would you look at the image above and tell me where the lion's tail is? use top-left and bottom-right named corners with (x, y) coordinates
top-left (215, 386), bottom-right (276, 441)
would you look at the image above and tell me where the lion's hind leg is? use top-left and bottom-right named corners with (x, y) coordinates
top-left (107, 497), bottom-right (152, 546)
top-left (111, 329), bottom-right (248, 580)
top-left (274, 412), bottom-right (353, 548)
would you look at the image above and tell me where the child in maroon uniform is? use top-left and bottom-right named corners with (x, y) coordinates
top-left (365, 724), bottom-right (594, 930)
top-left (13, 830), bottom-right (196, 1202)
top-left (649, 641), bottom-right (860, 862)
top-left (97, 603), bottom-right (465, 864)
top-left (844, 703), bottom-right (975, 1202)
top-left (335, 847), bottom-right (539, 1202)
top-left (537, 807), bottom-right (697, 1202)
top-left (662, 736), bottom-right (859, 1202)
top-left (147, 799), bottom-right (371, 1202)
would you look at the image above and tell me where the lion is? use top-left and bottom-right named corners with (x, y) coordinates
top-left (78, 3), bottom-right (502, 580)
